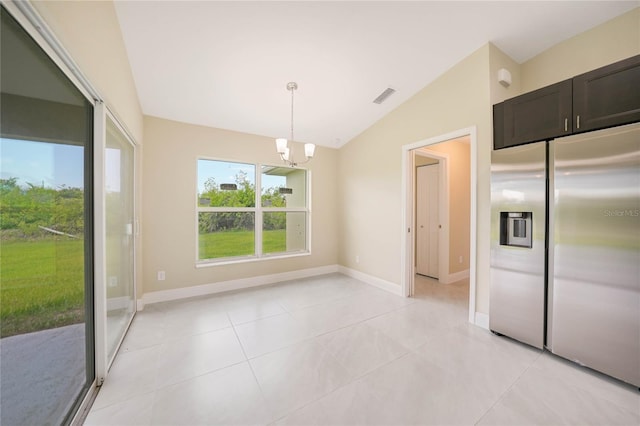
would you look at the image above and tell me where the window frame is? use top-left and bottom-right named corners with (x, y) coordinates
top-left (195, 157), bottom-right (311, 267)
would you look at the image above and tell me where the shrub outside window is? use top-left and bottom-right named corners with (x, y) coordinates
top-left (197, 159), bottom-right (309, 263)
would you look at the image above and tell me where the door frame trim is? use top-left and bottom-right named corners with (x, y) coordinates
top-left (401, 126), bottom-right (477, 325)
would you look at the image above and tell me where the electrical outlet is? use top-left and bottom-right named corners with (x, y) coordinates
top-left (108, 276), bottom-right (118, 287)
top-left (157, 271), bottom-right (166, 281)
top-left (459, 256), bottom-right (463, 264)
top-left (356, 255), bottom-right (360, 264)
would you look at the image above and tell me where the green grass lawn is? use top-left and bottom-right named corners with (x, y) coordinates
top-left (0, 238), bottom-right (85, 338)
top-left (0, 230), bottom-right (286, 337)
top-left (199, 229), bottom-right (286, 259)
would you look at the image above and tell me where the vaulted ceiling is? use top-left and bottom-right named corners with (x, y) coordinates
top-left (114, 1), bottom-right (638, 148)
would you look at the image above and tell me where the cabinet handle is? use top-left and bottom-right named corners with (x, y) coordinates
top-left (564, 118), bottom-right (568, 132)
top-left (577, 115), bottom-right (580, 129)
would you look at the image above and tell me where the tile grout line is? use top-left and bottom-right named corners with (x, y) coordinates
top-left (93, 275), bottom-right (472, 422)
top-left (272, 350), bottom-right (418, 424)
top-left (268, 341), bottom-right (412, 424)
top-left (473, 349), bottom-right (545, 425)
top-left (227, 308), bottom-right (279, 423)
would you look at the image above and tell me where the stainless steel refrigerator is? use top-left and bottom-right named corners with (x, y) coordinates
top-left (490, 122), bottom-right (640, 387)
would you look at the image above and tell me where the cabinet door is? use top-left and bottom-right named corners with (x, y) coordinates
top-left (493, 102), bottom-right (505, 149)
top-left (503, 79), bottom-right (572, 147)
top-left (573, 54), bottom-right (640, 133)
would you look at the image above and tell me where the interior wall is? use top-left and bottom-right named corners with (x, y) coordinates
top-left (338, 7), bottom-right (637, 318)
top-left (338, 43), bottom-right (492, 314)
top-left (521, 7), bottom-right (640, 93)
top-left (142, 116), bottom-right (338, 296)
top-left (31, 0), bottom-right (144, 142)
top-left (489, 43), bottom-right (522, 104)
top-left (27, 0), bottom-right (146, 306)
top-left (30, 0), bottom-right (638, 313)
top-left (421, 138), bottom-right (471, 275)
top-left (415, 156), bottom-right (438, 167)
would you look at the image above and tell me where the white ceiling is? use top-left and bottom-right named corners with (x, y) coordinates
top-left (114, 1), bottom-right (638, 148)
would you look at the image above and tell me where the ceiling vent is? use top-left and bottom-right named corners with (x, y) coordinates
top-left (373, 87), bottom-right (396, 104)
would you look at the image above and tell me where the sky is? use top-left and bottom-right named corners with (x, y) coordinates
top-left (0, 138), bottom-right (84, 189)
top-left (197, 159), bottom-right (284, 195)
top-left (0, 138), bottom-right (284, 194)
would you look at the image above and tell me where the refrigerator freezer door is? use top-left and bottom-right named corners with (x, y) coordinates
top-left (490, 142), bottom-right (546, 349)
top-left (550, 123), bottom-right (640, 387)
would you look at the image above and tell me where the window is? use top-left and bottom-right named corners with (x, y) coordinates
top-left (197, 159), bottom-right (309, 263)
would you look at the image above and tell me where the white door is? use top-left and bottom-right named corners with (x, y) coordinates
top-left (416, 164), bottom-right (439, 278)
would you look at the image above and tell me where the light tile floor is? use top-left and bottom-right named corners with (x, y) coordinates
top-left (85, 273), bottom-right (640, 425)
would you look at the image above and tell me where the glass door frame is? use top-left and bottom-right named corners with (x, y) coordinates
top-left (3, 0), bottom-right (140, 421)
top-left (94, 103), bottom-right (139, 382)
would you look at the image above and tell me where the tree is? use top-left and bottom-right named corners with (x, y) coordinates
top-left (197, 171), bottom-right (288, 233)
top-left (0, 178), bottom-right (84, 236)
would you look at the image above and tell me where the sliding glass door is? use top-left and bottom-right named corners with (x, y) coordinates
top-left (0, 6), bottom-right (94, 425)
top-left (105, 117), bottom-right (136, 364)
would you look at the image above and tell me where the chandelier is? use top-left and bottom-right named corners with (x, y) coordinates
top-left (275, 82), bottom-right (315, 167)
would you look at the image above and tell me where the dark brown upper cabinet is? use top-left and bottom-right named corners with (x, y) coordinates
top-left (501, 80), bottom-right (573, 149)
top-left (494, 54), bottom-right (640, 150)
top-left (493, 102), bottom-right (505, 149)
top-left (572, 54), bottom-right (640, 133)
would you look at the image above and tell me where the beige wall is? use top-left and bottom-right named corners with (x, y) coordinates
top-left (338, 44), bottom-right (493, 314)
top-left (31, 0), bottom-right (144, 142)
top-left (489, 43), bottom-right (522, 105)
top-left (30, 0), bottom-right (639, 312)
top-left (521, 8), bottom-right (640, 93)
top-left (419, 138), bottom-right (471, 275)
top-left (337, 8), bottom-right (638, 317)
top-left (142, 116), bottom-right (338, 296)
top-left (29, 0), bottom-right (146, 301)
top-left (415, 156), bottom-right (438, 167)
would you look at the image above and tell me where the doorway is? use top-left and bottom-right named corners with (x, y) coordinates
top-left (401, 127), bottom-right (477, 324)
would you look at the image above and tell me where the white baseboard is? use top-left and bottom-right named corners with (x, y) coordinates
top-left (474, 312), bottom-right (489, 330)
top-left (337, 266), bottom-right (403, 296)
top-left (138, 264), bottom-right (340, 307)
top-left (106, 296), bottom-right (133, 311)
top-left (440, 268), bottom-right (470, 284)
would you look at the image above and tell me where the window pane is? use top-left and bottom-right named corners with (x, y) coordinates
top-left (263, 212), bottom-right (307, 254)
top-left (105, 118), bottom-right (135, 364)
top-left (198, 212), bottom-right (255, 259)
top-left (198, 160), bottom-right (255, 207)
top-left (261, 166), bottom-right (306, 208)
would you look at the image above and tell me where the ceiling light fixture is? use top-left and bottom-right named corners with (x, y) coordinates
top-left (275, 82), bottom-right (315, 167)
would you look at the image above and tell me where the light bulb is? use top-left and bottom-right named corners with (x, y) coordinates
top-left (304, 143), bottom-right (315, 158)
top-left (276, 138), bottom-right (288, 154)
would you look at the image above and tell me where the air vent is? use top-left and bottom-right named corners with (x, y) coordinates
top-left (373, 87), bottom-right (396, 104)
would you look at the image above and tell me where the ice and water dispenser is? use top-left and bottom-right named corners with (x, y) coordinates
top-left (499, 212), bottom-right (532, 248)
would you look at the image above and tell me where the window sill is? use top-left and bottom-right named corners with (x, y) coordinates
top-left (195, 250), bottom-right (311, 268)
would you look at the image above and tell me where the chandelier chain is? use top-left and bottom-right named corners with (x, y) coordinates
top-left (290, 83), bottom-right (295, 145)
top-left (275, 81), bottom-right (313, 167)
